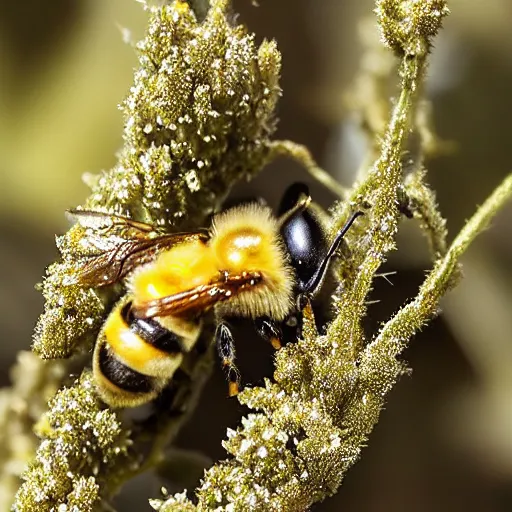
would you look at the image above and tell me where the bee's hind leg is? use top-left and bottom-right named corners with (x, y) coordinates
top-left (215, 322), bottom-right (241, 397)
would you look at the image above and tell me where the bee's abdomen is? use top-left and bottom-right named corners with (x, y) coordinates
top-left (93, 299), bottom-right (194, 407)
top-left (121, 301), bottom-right (185, 354)
top-left (102, 302), bottom-right (185, 379)
top-left (97, 343), bottom-right (155, 394)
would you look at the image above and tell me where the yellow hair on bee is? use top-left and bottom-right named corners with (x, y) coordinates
top-left (103, 306), bottom-right (183, 377)
top-left (128, 240), bottom-right (217, 305)
top-left (157, 316), bottom-right (202, 353)
top-left (210, 203), bottom-right (295, 320)
top-left (93, 362), bottom-right (162, 408)
top-left (92, 339), bottom-right (166, 408)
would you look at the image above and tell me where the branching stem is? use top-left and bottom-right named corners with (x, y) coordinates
top-left (267, 140), bottom-right (349, 198)
top-left (366, 173), bottom-right (512, 364)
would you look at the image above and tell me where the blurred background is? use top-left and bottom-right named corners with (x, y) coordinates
top-left (1, 0), bottom-right (512, 510)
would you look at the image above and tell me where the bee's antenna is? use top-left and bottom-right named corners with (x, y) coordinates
top-left (299, 211), bottom-right (364, 304)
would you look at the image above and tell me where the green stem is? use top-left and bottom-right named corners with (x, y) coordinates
top-left (367, 173), bottom-right (512, 362)
top-left (267, 140), bottom-right (349, 199)
top-left (328, 55), bottom-right (427, 345)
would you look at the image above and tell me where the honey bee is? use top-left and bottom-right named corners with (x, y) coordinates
top-left (67, 183), bottom-right (361, 407)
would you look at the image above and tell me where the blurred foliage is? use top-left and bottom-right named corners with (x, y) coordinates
top-left (0, 0), bottom-right (145, 227)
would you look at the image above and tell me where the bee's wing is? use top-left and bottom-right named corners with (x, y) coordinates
top-left (131, 272), bottom-right (263, 318)
top-left (66, 209), bottom-right (159, 234)
top-left (65, 209), bottom-right (209, 288)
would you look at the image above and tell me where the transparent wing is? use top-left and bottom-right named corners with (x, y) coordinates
top-left (66, 209), bottom-right (159, 234)
top-left (65, 209), bottom-right (209, 287)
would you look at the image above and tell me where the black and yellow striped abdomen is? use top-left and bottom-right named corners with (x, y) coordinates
top-left (93, 298), bottom-right (200, 408)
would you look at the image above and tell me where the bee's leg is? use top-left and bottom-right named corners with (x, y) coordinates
top-left (254, 317), bottom-right (283, 350)
top-left (215, 322), bottom-right (241, 397)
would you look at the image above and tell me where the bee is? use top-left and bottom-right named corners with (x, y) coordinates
top-left (67, 183), bottom-right (361, 408)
